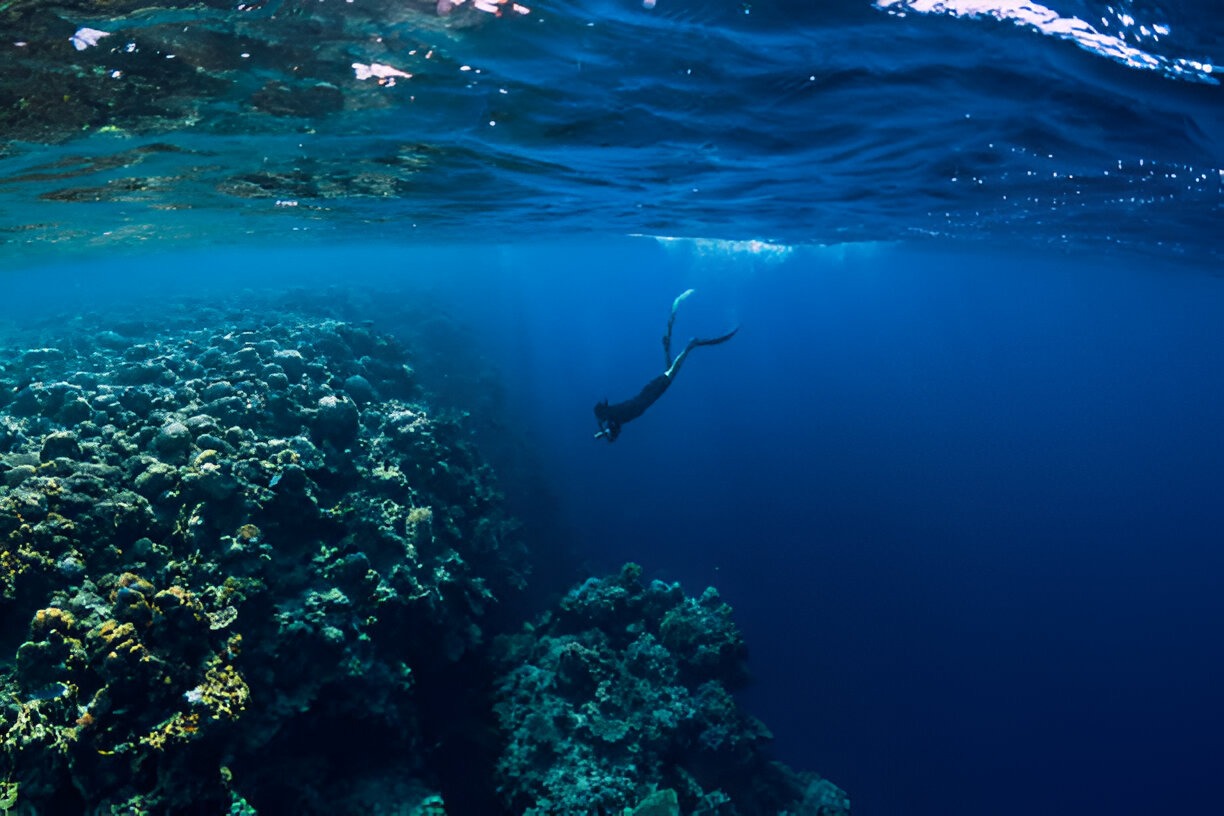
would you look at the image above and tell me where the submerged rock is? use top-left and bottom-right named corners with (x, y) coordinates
top-left (39, 431), bottom-right (82, 462)
top-left (3, 464), bottom-right (37, 488)
top-left (314, 393), bottom-right (360, 443)
top-left (152, 420), bottom-right (193, 460)
top-left (344, 373), bottom-right (378, 405)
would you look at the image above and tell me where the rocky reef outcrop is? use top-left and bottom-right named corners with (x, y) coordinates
top-left (492, 563), bottom-right (850, 816)
top-left (0, 303), bottom-right (523, 813)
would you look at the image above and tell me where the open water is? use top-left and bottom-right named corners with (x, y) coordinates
top-left (2, 0), bottom-right (1222, 815)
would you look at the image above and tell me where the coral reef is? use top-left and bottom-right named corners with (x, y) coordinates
top-left (0, 302), bottom-right (524, 813)
top-left (492, 564), bottom-right (851, 816)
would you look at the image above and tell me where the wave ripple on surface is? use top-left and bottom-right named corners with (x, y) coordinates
top-left (0, 0), bottom-right (1219, 263)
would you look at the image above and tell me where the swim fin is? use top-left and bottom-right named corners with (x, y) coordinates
top-left (691, 326), bottom-right (739, 347)
top-left (672, 288), bottom-right (696, 313)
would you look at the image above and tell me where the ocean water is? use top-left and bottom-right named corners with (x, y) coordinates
top-left (2, 0), bottom-right (1222, 815)
top-left (6, 238), bottom-right (1224, 815)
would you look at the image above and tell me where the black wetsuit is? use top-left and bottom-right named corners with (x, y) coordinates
top-left (594, 374), bottom-right (671, 442)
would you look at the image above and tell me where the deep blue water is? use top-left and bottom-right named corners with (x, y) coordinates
top-left (5, 238), bottom-right (1223, 815)
top-left (456, 239), bottom-right (1224, 816)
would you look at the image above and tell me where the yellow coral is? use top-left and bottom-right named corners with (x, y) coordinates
top-left (93, 619), bottom-right (152, 668)
top-left (30, 607), bottom-right (76, 638)
top-left (207, 606), bottom-right (238, 630)
top-left (406, 506), bottom-right (434, 556)
top-left (112, 572), bottom-right (155, 600)
top-left (135, 660), bottom-right (249, 751)
top-left (183, 658), bottom-right (250, 723)
top-left (41, 512), bottom-right (74, 532)
top-left (95, 619), bottom-right (125, 644)
top-left (153, 585), bottom-right (205, 616)
top-left (0, 550), bottom-right (23, 599)
top-left (141, 712), bottom-right (201, 751)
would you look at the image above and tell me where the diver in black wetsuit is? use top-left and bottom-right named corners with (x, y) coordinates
top-left (594, 289), bottom-right (738, 443)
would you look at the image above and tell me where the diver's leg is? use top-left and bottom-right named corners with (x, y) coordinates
top-left (662, 289), bottom-right (695, 368)
top-left (665, 326), bottom-right (738, 380)
top-left (665, 340), bottom-right (696, 379)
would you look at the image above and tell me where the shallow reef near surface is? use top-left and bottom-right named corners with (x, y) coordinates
top-left (0, 294), bottom-right (849, 815)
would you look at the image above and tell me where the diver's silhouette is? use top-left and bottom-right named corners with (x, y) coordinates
top-left (594, 290), bottom-right (738, 443)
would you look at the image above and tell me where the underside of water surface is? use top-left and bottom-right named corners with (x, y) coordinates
top-left (0, 0), bottom-right (1220, 263)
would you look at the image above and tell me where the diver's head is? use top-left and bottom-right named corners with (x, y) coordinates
top-left (593, 401), bottom-right (621, 442)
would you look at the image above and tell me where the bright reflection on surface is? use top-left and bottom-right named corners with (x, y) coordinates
top-left (645, 236), bottom-right (796, 261)
top-left (875, 0), bottom-right (1218, 83)
top-left (70, 27), bottom-right (111, 51)
top-left (352, 62), bottom-right (413, 86)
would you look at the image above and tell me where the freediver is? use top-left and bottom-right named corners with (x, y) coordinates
top-left (594, 289), bottom-right (738, 443)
